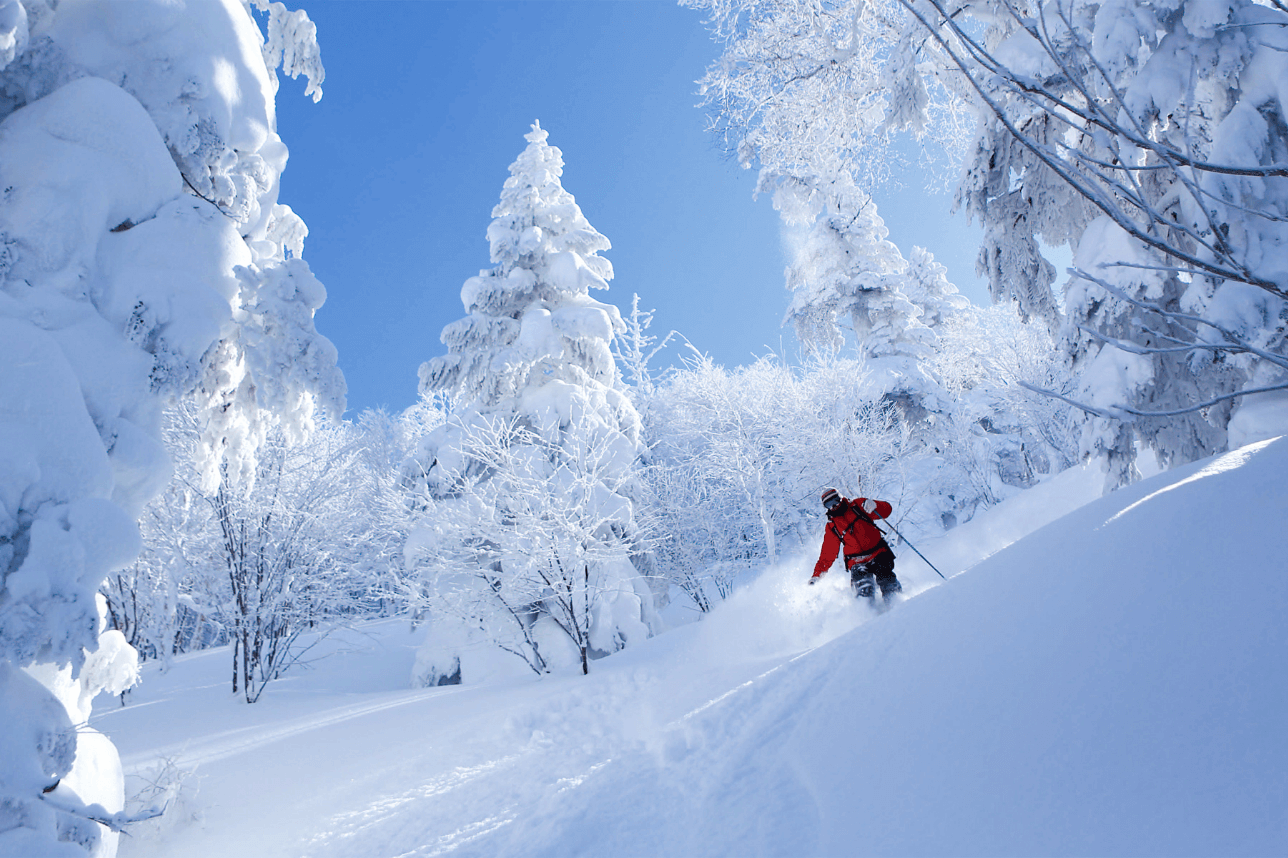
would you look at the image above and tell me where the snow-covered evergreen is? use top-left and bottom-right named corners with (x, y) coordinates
top-left (779, 179), bottom-right (929, 432)
top-left (0, 1), bottom-right (339, 853)
top-left (407, 123), bottom-right (659, 682)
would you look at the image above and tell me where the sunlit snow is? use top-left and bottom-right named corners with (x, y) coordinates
top-left (93, 437), bottom-right (1287, 857)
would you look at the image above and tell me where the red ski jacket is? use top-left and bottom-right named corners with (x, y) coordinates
top-left (812, 497), bottom-right (893, 578)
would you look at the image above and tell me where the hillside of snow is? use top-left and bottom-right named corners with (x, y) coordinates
top-left (93, 438), bottom-right (1287, 857)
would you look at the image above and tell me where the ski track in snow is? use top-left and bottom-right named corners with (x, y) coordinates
top-left (109, 566), bottom-right (939, 858)
top-left (118, 687), bottom-right (454, 774)
top-left (125, 620), bottom-right (849, 858)
top-left (304, 684), bottom-right (783, 855)
top-left (297, 654), bottom-right (820, 858)
top-left (307, 756), bottom-right (524, 858)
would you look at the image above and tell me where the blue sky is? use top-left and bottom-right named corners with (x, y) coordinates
top-left (273, 0), bottom-right (988, 416)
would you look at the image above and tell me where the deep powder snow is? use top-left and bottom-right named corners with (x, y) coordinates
top-left (94, 438), bottom-right (1288, 857)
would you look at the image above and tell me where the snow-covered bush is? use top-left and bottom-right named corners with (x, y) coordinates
top-left (643, 353), bottom-right (909, 608)
top-left (105, 405), bottom-right (417, 699)
top-left (118, 755), bottom-right (201, 844)
top-left (928, 301), bottom-right (1081, 520)
top-left (407, 123), bottom-right (659, 682)
top-left (0, 1), bottom-right (338, 851)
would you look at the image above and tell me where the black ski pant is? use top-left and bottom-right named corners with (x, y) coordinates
top-left (847, 548), bottom-right (899, 599)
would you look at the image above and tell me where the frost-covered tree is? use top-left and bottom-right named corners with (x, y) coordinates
top-left (777, 176), bottom-right (909, 354)
top-left (642, 353), bottom-right (909, 608)
top-left (0, 1), bottom-right (338, 852)
top-left (903, 245), bottom-right (971, 331)
top-left (933, 0), bottom-right (1288, 482)
top-left (611, 294), bottom-right (677, 404)
top-left (408, 407), bottom-right (652, 680)
top-left (690, 21), bottom-right (977, 487)
top-left (929, 301), bottom-right (1081, 517)
top-left (686, 0), bottom-right (975, 192)
top-left (653, 354), bottom-right (808, 565)
top-left (690, 0), bottom-right (1288, 487)
top-left (407, 123), bottom-right (659, 682)
top-left (105, 405), bottom-right (427, 681)
top-left (778, 171), bottom-right (981, 490)
top-left (212, 421), bottom-right (395, 703)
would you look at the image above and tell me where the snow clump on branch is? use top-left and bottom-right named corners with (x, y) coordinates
top-left (0, 0), bottom-right (339, 853)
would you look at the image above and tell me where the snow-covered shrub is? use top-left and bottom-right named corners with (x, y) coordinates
top-left (408, 404), bottom-right (653, 679)
top-left (407, 123), bottom-right (659, 681)
top-left (643, 353), bottom-right (909, 608)
top-left (0, 1), bottom-right (338, 850)
top-left (927, 301), bottom-right (1080, 521)
top-left (105, 405), bottom-right (414, 700)
top-left (118, 756), bottom-right (201, 844)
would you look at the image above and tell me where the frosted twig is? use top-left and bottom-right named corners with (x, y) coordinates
top-left (1021, 379), bottom-right (1288, 419)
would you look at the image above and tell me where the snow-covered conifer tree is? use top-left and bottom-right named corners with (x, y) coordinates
top-left (0, 1), bottom-right (340, 852)
top-left (408, 123), bottom-right (659, 682)
top-left (903, 246), bottom-right (971, 331)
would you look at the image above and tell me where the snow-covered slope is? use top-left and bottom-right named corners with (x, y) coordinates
top-left (95, 438), bottom-right (1288, 857)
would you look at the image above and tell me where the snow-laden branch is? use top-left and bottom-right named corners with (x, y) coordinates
top-left (1020, 378), bottom-right (1288, 420)
top-left (1071, 268), bottom-right (1288, 373)
top-left (898, 0), bottom-right (1288, 300)
top-left (40, 790), bottom-right (165, 836)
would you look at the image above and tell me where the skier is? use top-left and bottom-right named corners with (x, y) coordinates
top-left (810, 487), bottom-right (901, 602)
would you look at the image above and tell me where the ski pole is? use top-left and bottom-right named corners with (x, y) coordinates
top-left (878, 521), bottom-right (946, 580)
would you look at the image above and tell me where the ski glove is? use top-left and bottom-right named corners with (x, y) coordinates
top-left (808, 577), bottom-right (818, 585)
top-left (862, 498), bottom-right (877, 514)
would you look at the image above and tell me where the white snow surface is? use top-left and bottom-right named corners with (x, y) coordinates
top-left (95, 439), bottom-right (1288, 857)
